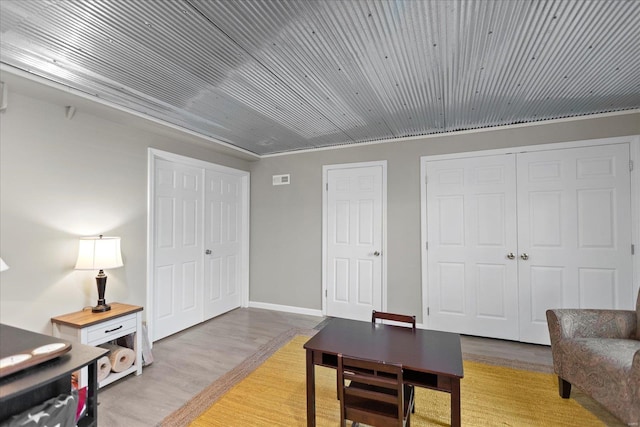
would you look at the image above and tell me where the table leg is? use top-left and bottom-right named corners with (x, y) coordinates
top-left (306, 348), bottom-right (316, 427)
top-left (86, 359), bottom-right (98, 423)
top-left (451, 378), bottom-right (461, 427)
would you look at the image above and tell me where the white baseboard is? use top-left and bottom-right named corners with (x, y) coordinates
top-left (248, 301), bottom-right (323, 317)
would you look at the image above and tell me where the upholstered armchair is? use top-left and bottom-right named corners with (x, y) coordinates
top-left (546, 290), bottom-right (640, 426)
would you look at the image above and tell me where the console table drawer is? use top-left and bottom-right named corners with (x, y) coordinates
top-left (86, 315), bottom-right (136, 344)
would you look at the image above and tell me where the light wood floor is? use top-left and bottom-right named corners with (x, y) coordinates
top-left (97, 308), bottom-right (553, 426)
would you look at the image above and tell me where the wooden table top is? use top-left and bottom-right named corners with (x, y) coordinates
top-left (304, 317), bottom-right (464, 378)
top-left (50, 302), bottom-right (143, 328)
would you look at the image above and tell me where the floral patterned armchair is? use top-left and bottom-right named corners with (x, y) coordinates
top-left (546, 289), bottom-right (640, 426)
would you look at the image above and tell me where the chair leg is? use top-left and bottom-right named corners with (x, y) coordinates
top-left (411, 385), bottom-right (415, 413)
top-left (558, 377), bottom-right (572, 398)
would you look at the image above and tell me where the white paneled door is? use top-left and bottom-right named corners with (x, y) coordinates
top-left (325, 163), bottom-right (385, 321)
top-left (151, 152), bottom-right (248, 342)
top-left (203, 170), bottom-right (243, 320)
top-left (426, 154), bottom-right (519, 340)
top-left (517, 144), bottom-right (632, 343)
top-left (424, 141), bottom-right (633, 345)
top-left (153, 159), bottom-right (203, 340)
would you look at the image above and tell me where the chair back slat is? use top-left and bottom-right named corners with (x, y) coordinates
top-left (344, 371), bottom-right (400, 390)
top-left (338, 354), bottom-right (413, 427)
top-left (372, 310), bottom-right (416, 329)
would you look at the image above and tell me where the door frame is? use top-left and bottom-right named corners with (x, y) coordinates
top-left (420, 135), bottom-right (640, 330)
top-left (322, 161), bottom-right (388, 317)
top-left (146, 148), bottom-right (250, 343)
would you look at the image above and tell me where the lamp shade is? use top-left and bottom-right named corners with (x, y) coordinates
top-left (75, 236), bottom-right (123, 270)
top-left (0, 257), bottom-right (8, 272)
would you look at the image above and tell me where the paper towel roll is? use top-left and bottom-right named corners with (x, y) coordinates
top-left (97, 355), bottom-right (112, 382)
top-left (101, 344), bottom-right (135, 373)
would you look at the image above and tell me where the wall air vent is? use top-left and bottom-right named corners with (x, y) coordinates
top-left (272, 174), bottom-right (290, 186)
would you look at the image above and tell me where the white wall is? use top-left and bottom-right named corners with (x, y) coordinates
top-left (2, 70), bottom-right (639, 334)
top-left (0, 74), bottom-right (252, 333)
top-left (249, 112), bottom-right (640, 322)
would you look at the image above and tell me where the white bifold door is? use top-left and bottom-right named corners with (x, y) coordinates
top-left (425, 154), bottom-right (519, 340)
top-left (425, 142), bottom-right (633, 344)
top-left (516, 144), bottom-right (632, 343)
top-left (151, 154), bottom-right (248, 341)
top-left (153, 160), bottom-right (203, 339)
top-left (203, 169), bottom-right (244, 319)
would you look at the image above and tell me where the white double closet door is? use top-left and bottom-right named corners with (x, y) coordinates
top-left (150, 152), bottom-right (248, 341)
top-left (424, 142), bottom-right (633, 344)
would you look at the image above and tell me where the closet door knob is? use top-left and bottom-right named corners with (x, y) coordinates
top-left (507, 253), bottom-right (515, 260)
top-left (205, 249), bottom-right (212, 255)
top-left (520, 253), bottom-right (529, 260)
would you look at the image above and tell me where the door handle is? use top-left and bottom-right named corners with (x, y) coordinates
top-left (373, 251), bottom-right (380, 257)
top-left (205, 249), bottom-right (212, 255)
top-left (520, 253), bottom-right (529, 260)
top-left (507, 252), bottom-right (515, 260)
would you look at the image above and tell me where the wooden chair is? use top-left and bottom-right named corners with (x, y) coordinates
top-left (338, 354), bottom-right (414, 427)
top-left (335, 310), bottom-right (418, 410)
top-left (371, 310), bottom-right (417, 413)
top-left (372, 311), bottom-right (416, 329)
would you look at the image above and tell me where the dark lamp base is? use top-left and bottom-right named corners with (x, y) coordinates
top-left (94, 271), bottom-right (111, 313)
top-left (92, 303), bottom-right (111, 313)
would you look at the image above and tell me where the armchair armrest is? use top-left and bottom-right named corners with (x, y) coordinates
top-left (546, 308), bottom-right (636, 341)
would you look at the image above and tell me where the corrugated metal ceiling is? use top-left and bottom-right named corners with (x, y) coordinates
top-left (1, 0), bottom-right (639, 155)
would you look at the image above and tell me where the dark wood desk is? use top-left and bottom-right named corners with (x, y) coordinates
top-left (304, 318), bottom-right (463, 426)
top-left (0, 324), bottom-right (108, 427)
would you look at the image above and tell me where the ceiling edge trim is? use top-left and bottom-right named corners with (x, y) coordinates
top-left (262, 109), bottom-right (640, 158)
top-left (0, 64), bottom-right (261, 161)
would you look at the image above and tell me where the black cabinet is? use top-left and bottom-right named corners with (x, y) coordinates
top-left (0, 324), bottom-right (108, 426)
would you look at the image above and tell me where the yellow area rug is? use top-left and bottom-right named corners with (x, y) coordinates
top-left (164, 334), bottom-right (621, 427)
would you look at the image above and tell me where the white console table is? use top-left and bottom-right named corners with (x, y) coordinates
top-left (51, 303), bottom-right (143, 388)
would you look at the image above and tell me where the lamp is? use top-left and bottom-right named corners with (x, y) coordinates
top-left (0, 257), bottom-right (8, 272)
top-left (75, 235), bottom-right (123, 313)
